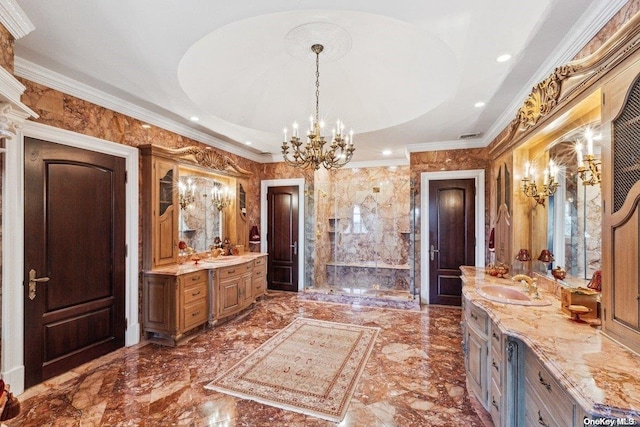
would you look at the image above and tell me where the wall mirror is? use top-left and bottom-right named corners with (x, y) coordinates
top-left (512, 90), bottom-right (602, 284)
top-left (177, 165), bottom-right (233, 253)
top-left (543, 124), bottom-right (602, 282)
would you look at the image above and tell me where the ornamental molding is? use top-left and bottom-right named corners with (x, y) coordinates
top-left (166, 145), bottom-right (252, 177)
top-left (490, 9), bottom-right (640, 158)
top-left (0, 0), bottom-right (34, 39)
top-left (0, 62), bottom-right (37, 142)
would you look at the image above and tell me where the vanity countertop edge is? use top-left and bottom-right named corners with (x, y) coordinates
top-left (461, 266), bottom-right (640, 420)
top-left (145, 252), bottom-right (268, 275)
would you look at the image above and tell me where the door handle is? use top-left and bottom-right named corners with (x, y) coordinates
top-left (28, 269), bottom-right (50, 300)
top-left (430, 244), bottom-right (440, 261)
top-left (291, 241), bottom-right (298, 255)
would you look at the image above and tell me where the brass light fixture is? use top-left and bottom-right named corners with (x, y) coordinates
top-left (282, 44), bottom-right (355, 170)
top-left (521, 160), bottom-right (559, 207)
top-left (178, 177), bottom-right (195, 210)
top-left (576, 129), bottom-right (601, 186)
top-left (211, 181), bottom-right (231, 211)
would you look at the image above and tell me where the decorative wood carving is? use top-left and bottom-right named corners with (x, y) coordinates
top-left (161, 145), bottom-right (251, 177)
top-left (490, 11), bottom-right (640, 158)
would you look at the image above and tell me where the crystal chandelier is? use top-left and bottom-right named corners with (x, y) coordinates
top-left (282, 44), bottom-right (355, 170)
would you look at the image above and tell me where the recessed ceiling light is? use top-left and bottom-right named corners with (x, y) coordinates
top-left (382, 149), bottom-right (392, 156)
top-left (190, 116), bottom-right (199, 122)
top-left (496, 54), bottom-right (512, 63)
top-left (245, 141), bottom-right (252, 145)
top-left (474, 101), bottom-right (486, 108)
top-left (141, 124), bottom-right (151, 129)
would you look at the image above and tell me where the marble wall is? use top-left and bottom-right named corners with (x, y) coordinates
top-left (312, 166), bottom-right (411, 291)
top-left (0, 24), bottom-right (14, 73)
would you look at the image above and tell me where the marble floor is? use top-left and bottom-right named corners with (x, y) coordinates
top-left (9, 292), bottom-right (489, 426)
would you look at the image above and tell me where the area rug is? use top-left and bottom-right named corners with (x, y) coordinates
top-left (205, 317), bottom-right (379, 422)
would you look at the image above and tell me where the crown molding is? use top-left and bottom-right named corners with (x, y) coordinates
top-left (0, 0), bottom-right (34, 39)
top-left (483, 0), bottom-right (628, 148)
top-left (14, 56), bottom-right (269, 163)
top-left (405, 138), bottom-right (486, 155)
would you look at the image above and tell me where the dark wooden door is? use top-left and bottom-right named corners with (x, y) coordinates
top-left (267, 185), bottom-right (299, 292)
top-left (24, 137), bottom-right (126, 388)
top-left (428, 179), bottom-right (475, 306)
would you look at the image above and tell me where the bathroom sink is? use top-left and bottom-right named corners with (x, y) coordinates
top-left (476, 285), bottom-right (551, 306)
top-left (202, 257), bottom-right (236, 263)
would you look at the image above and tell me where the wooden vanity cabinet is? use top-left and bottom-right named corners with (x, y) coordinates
top-left (141, 146), bottom-right (178, 269)
top-left (142, 270), bottom-right (209, 345)
top-left (463, 303), bottom-right (489, 407)
top-left (253, 255), bottom-right (267, 298)
top-left (523, 347), bottom-right (576, 427)
top-left (602, 56), bottom-right (640, 355)
top-left (214, 260), bottom-right (255, 320)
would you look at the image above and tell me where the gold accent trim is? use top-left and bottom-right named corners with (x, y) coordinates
top-left (170, 146), bottom-right (251, 176)
top-left (491, 11), bottom-right (640, 157)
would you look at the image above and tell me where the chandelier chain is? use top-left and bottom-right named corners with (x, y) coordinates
top-left (315, 50), bottom-right (320, 124)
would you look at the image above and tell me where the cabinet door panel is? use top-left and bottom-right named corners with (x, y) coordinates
top-left (466, 327), bottom-right (487, 405)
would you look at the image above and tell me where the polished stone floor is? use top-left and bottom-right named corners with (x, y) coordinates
top-left (9, 292), bottom-right (488, 426)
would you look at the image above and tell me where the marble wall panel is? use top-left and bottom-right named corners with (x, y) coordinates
top-left (312, 166), bottom-right (411, 291)
top-left (0, 25), bottom-right (14, 73)
top-left (573, 0), bottom-right (640, 60)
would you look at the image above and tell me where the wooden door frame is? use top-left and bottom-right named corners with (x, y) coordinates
top-left (260, 178), bottom-right (305, 292)
top-left (2, 121), bottom-right (139, 394)
top-left (420, 170), bottom-right (485, 304)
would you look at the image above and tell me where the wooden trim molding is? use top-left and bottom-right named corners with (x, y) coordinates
top-left (139, 144), bottom-right (251, 177)
top-left (490, 11), bottom-right (640, 158)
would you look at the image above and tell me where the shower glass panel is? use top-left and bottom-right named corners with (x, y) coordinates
top-left (312, 168), bottom-right (412, 299)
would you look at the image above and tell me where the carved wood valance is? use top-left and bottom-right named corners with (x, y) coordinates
top-left (490, 11), bottom-right (640, 158)
top-left (170, 146), bottom-right (251, 177)
top-left (139, 144), bottom-right (251, 177)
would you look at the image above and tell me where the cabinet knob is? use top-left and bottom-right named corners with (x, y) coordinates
top-left (537, 410), bottom-right (550, 427)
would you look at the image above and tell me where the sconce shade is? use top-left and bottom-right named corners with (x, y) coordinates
top-left (515, 249), bottom-right (531, 261)
top-left (250, 225), bottom-right (260, 242)
top-left (537, 249), bottom-right (555, 263)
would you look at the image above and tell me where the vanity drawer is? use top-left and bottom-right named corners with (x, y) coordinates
top-left (490, 348), bottom-right (502, 387)
top-left (180, 271), bottom-right (207, 286)
top-left (466, 304), bottom-right (488, 334)
top-left (220, 262), bottom-right (253, 278)
top-left (183, 299), bottom-right (207, 330)
top-left (183, 281), bottom-right (207, 305)
top-left (489, 378), bottom-right (502, 427)
top-left (525, 350), bottom-right (574, 425)
top-left (254, 256), bottom-right (266, 267)
top-left (253, 262), bottom-right (267, 278)
top-left (525, 379), bottom-right (570, 427)
top-left (490, 325), bottom-right (503, 356)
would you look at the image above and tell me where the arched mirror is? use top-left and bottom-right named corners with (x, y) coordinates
top-left (177, 165), bottom-right (233, 253)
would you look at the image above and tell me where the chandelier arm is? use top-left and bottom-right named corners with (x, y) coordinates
top-left (315, 49), bottom-right (320, 125)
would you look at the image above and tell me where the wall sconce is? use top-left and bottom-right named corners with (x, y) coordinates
top-left (515, 248), bottom-right (531, 273)
top-left (538, 249), bottom-right (554, 272)
top-left (211, 182), bottom-right (231, 211)
top-left (178, 177), bottom-right (195, 210)
top-left (522, 160), bottom-right (559, 206)
top-left (576, 129), bottom-right (601, 186)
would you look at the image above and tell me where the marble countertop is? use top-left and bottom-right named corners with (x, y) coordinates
top-left (461, 266), bottom-right (640, 420)
top-left (145, 252), bottom-right (267, 276)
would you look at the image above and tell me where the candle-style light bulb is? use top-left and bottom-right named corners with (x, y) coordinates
top-left (349, 129), bottom-right (354, 145)
top-left (585, 129), bottom-right (594, 156)
top-left (576, 142), bottom-right (584, 167)
top-left (292, 122), bottom-right (298, 138)
top-left (283, 127), bottom-right (288, 142)
top-left (524, 161), bottom-right (530, 179)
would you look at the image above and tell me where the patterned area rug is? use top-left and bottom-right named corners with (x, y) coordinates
top-left (205, 317), bottom-right (379, 422)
